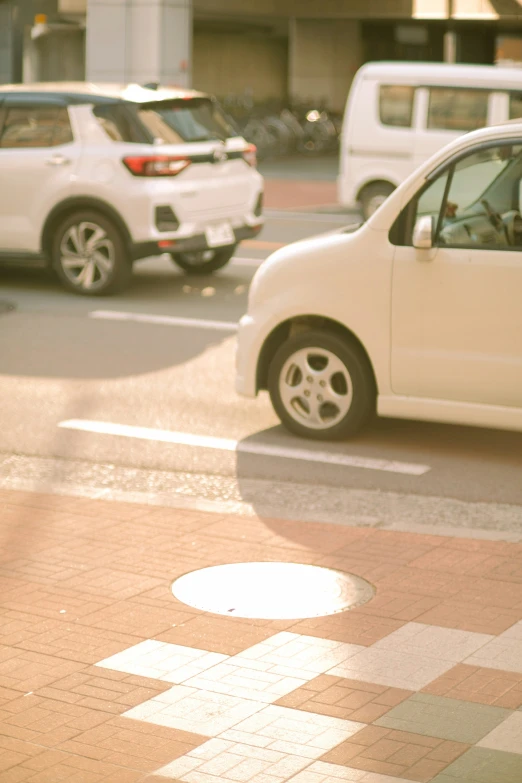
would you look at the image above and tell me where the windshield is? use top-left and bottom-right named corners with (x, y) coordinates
top-left (137, 99), bottom-right (234, 144)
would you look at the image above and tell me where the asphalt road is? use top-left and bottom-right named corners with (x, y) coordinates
top-left (1, 208), bottom-right (522, 533)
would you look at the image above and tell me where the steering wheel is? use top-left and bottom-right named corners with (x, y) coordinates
top-left (481, 199), bottom-right (504, 232)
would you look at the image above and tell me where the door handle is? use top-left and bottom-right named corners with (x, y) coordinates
top-left (46, 154), bottom-right (70, 166)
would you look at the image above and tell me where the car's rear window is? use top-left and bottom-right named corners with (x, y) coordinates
top-left (136, 99), bottom-right (234, 144)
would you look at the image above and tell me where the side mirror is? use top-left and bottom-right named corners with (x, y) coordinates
top-left (412, 215), bottom-right (434, 249)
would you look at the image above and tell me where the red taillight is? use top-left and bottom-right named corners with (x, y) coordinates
top-left (123, 155), bottom-right (191, 177)
top-left (242, 144), bottom-right (257, 168)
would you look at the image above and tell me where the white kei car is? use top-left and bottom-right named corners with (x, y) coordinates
top-left (0, 82), bottom-right (263, 295)
top-left (236, 122), bottom-right (522, 439)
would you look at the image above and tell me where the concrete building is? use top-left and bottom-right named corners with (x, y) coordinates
top-left (2, 1), bottom-right (522, 111)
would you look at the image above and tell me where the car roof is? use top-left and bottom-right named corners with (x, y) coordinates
top-left (358, 61), bottom-right (522, 89)
top-left (0, 82), bottom-right (207, 105)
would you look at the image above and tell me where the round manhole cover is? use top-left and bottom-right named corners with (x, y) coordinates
top-left (171, 562), bottom-right (375, 620)
top-left (0, 300), bottom-right (15, 315)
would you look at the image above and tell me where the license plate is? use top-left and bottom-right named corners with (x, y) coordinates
top-left (205, 222), bottom-right (235, 248)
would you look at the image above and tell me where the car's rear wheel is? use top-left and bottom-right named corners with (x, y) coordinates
top-left (360, 182), bottom-right (395, 221)
top-left (52, 211), bottom-right (131, 296)
top-left (170, 244), bottom-right (237, 275)
top-left (268, 330), bottom-right (376, 440)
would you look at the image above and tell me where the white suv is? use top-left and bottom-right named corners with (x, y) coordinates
top-left (0, 82), bottom-right (264, 295)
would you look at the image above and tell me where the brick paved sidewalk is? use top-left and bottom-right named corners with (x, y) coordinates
top-left (264, 179), bottom-right (338, 210)
top-left (1, 488), bottom-right (521, 783)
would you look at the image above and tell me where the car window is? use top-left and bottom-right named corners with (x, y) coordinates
top-left (379, 85), bottom-right (415, 128)
top-left (401, 143), bottom-right (522, 249)
top-left (93, 104), bottom-right (147, 143)
top-left (0, 105), bottom-right (73, 148)
top-left (415, 170), bottom-right (450, 223)
top-left (136, 99), bottom-right (234, 144)
top-left (427, 88), bottom-right (489, 132)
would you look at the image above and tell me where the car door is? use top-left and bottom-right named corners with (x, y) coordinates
top-left (0, 96), bottom-right (81, 254)
top-left (391, 140), bottom-right (522, 409)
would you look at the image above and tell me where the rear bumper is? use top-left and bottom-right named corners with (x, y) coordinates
top-left (131, 221), bottom-right (264, 261)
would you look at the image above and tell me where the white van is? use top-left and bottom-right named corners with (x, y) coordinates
top-left (339, 61), bottom-right (522, 219)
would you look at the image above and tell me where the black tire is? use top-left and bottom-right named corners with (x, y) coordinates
top-left (360, 183), bottom-right (395, 221)
top-left (171, 244), bottom-right (237, 275)
top-left (268, 329), bottom-right (376, 441)
top-left (52, 210), bottom-right (131, 296)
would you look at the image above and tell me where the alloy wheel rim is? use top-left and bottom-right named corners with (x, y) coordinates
top-left (278, 347), bottom-right (353, 430)
top-left (59, 222), bottom-right (115, 291)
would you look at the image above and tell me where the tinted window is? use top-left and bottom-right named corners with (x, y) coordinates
top-left (379, 85), bottom-right (415, 128)
top-left (0, 105), bottom-right (73, 148)
top-left (137, 99), bottom-right (234, 143)
top-left (427, 88), bottom-right (488, 132)
top-left (93, 105), bottom-right (146, 143)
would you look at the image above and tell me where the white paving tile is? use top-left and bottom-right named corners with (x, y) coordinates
top-left (95, 639), bottom-right (228, 683)
top-left (372, 622), bottom-right (494, 662)
top-left (235, 632), bottom-right (365, 674)
top-left (328, 646), bottom-right (456, 690)
top-left (184, 632), bottom-right (364, 703)
top-left (153, 737), bottom-right (311, 782)
top-left (185, 662), bottom-right (308, 704)
top-left (290, 762), bottom-right (413, 782)
top-left (123, 685), bottom-right (266, 735)
top-left (219, 705), bottom-right (364, 760)
top-left (477, 711), bottom-right (522, 754)
top-left (465, 621), bottom-right (522, 674)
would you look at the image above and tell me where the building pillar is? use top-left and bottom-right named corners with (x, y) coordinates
top-left (443, 0), bottom-right (457, 63)
top-left (86, 0), bottom-right (192, 86)
top-left (288, 17), bottom-right (362, 112)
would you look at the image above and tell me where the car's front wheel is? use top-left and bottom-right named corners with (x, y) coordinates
top-left (268, 330), bottom-right (376, 440)
top-left (52, 211), bottom-right (131, 296)
top-left (171, 244), bottom-right (237, 275)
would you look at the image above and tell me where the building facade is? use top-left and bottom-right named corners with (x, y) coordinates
top-left (2, 0), bottom-right (522, 111)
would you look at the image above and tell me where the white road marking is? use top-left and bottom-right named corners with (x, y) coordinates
top-left (58, 419), bottom-right (431, 476)
top-left (89, 310), bottom-right (237, 331)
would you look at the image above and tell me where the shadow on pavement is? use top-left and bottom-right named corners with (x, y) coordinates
top-left (0, 265), bottom-right (248, 379)
top-left (235, 414), bottom-right (522, 544)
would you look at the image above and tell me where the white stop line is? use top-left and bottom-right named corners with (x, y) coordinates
top-left (58, 419), bottom-right (431, 476)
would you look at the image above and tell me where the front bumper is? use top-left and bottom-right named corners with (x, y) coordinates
top-left (131, 221), bottom-right (264, 261)
top-left (235, 313), bottom-right (264, 398)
